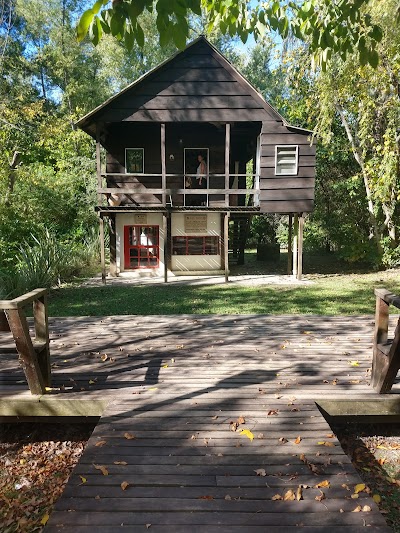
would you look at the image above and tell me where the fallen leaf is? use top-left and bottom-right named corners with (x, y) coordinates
top-left (40, 514), bottom-right (49, 526)
top-left (294, 436), bottom-right (302, 444)
top-left (351, 493), bottom-right (359, 499)
top-left (124, 432), bottom-right (135, 440)
top-left (278, 437), bottom-right (288, 444)
top-left (162, 364), bottom-right (168, 368)
top-left (230, 422), bottom-right (239, 432)
top-left (114, 461), bottom-right (128, 465)
top-left (296, 486), bottom-right (303, 501)
top-left (362, 505), bottom-right (372, 512)
top-left (349, 360), bottom-right (360, 367)
top-left (373, 494), bottom-right (381, 504)
top-left (257, 433), bottom-right (265, 439)
top-left (315, 491), bottom-right (325, 502)
top-left (79, 476), bottom-right (87, 484)
top-left (326, 434), bottom-right (334, 438)
top-left (352, 505), bottom-right (362, 512)
top-left (199, 495), bottom-right (214, 500)
top-left (354, 483), bottom-right (366, 494)
top-left (315, 480), bottom-right (330, 489)
top-left (95, 440), bottom-right (107, 447)
top-left (94, 465), bottom-right (109, 476)
top-left (95, 495), bottom-right (101, 500)
top-left (240, 429), bottom-right (254, 441)
top-left (267, 409), bottom-right (279, 416)
top-left (212, 415), bottom-right (218, 420)
top-left (254, 469), bottom-right (266, 477)
top-left (237, 416), bottom-right (246, 424)
top-left (317, 441), bottom-right (335, 447)
top-left (283, 489), bottom-right (295, 501)
top-left (89, 379), bottom-right (96, 384)
top-left (101, 353), bottom-right (108, 362)
top-left (225, 494), bottom-right (232, 500)
top-left (272, 494), bottom-right (282, 500)
top-left (146, 524), bottom-right (151, 529)
top-left (121, 481), bottom-right (129, 491)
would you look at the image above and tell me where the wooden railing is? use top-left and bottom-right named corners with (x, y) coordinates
top-left (99, 173), bottom-right (260, 207)
top-left (0, 288), bottom-right (50, 395)
top-left (371, 288), bottom-right (400, 393)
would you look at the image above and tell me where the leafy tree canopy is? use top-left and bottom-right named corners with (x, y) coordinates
top-left (77, 0), bottom-right (385, 70)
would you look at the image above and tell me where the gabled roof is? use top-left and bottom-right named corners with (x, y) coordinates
top-left (76, 36), bottom-right (311, 138)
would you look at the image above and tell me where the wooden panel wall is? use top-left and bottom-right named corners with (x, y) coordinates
top-left (96, 39), bottom-right (275, 124)
top-left (259, 123), bottom-right (316, 214)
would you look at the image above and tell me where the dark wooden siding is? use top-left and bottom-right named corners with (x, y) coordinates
top-left (259, 123), bottom-right (316, 214)
top-left (96, 39), bottom-right (275, 124)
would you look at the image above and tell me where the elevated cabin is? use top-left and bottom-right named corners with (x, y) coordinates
top-left (77, 37), bottom-right (316, 281)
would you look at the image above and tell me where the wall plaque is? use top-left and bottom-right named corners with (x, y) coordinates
top-left (184, 214), bottom-right (207, 233)
top-left (135, 214), bottom-right (148, 224)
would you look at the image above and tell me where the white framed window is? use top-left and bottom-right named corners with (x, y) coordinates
top-left (125, 148), bottom-right (144, 173)
top-left (275, 145), bottom-right (298, 175)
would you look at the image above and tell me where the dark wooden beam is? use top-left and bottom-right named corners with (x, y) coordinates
top-left (287, 214), bottom-right (293, 275)
top-left (224, 213), bottom-right (229, 282)
top-left (99, 216), bottom-right (106, 284)
top-left (225, 123), bottom-right (230, 207)
top-left (161, 123), bottom-right (166, 206)
top-left (163, 214), bottom-right (168, 283)
top-left (109, 214), bottom-right (117, 277)
top-left (297, 214), bottom-right (304, 280)
top-left (292, 214), bottom-right (298, 278)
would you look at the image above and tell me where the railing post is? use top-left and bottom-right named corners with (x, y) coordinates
top-left (33, 293), bottom-right (51, 387)
top-left (225, 124), bottom-right (230, 207)
top-left (161, 123), bottom-right (166, 206)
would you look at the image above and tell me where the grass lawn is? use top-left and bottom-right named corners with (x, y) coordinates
top-left (48, 253), bottom-right (400, 316)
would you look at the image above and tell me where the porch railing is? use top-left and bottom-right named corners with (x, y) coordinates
top-left (99, 173), bottom-right (260, 207)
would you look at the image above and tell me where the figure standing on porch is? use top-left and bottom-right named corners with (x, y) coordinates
top-left (196, 153), bottom-right (207, 205)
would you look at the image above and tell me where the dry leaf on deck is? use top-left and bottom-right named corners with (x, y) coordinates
top-left (124, 432), bottom-right (135, 440)
top-left (199, 495), bottom-right (214, 500)
top-left (272, 494), bottom-right (283, 500)
top-left (315, 491), bottom-right (325, 502)
top-left (146, 524), bottom-right (151, 529)
top-left (283, 489), bottom-right (295, 501)
top-left (278, 437), bottom-right (288, 444)
top-left (373, 494), bottom-right (381, 503)
top-left (114, 461), bottom-right (128, 465)
top-left (352, 505), bottom-right (362, 512)
top-left (224, 494), bottom-right (232, 500)
top-left (362, 505), bottom-right (372, 512)
top-left (95, 440), bottom-right (107, 447)
top-left (121, 481), bottom-right (129, 491)
top-left (296, 486), bottom-right (303, 501)
top-left (294, 436), bottom-right (302, 444)
top-left (100, 354), bottom-right (108, 362)
top-left (315, 480), bottom-right (330, 488)
top-left (94, 464), bottom-right (109, 476)
top-left (254, 469), bottom-right (266, 477)
top-left (267, 409), bottom-right (279, 416)
top-left (349, 360), bottom-right (360, 367)
top-left (354, 483), bottom-right (366, 494)
top-left (240, 429), bottom-right (254, 441)
top-left (230, 422), bottom-right (239, 432)
top-left (212, 415), bottom-right (218, 420)
top-left (79, 476), bottom-right (87, 484)
top-left (237, 416), bottom-right (246, 424)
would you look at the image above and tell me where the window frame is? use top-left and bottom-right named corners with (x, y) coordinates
top-left (125, 148), bottom-right (144, 174)
top-left (172, 236), bottom-right (220, 256)
top-left (275, 145), bottom-right (299, 176)
top-left (124, 225), bottom-right (159, 269)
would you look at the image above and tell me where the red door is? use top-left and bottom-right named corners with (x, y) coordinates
top-left (124, 226), bottom-right (159, 269)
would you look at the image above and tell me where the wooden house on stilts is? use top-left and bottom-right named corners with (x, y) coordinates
top-left (77, 37), bottom-right (315, 281)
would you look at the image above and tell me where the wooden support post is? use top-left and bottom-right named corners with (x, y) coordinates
top-left (161, 123), bottom-right (166, 206)
top-left (5, 308), bottom-right (46, 395)
top-left (33, 294), bottom-right (51, 387)
top-left (233, 220), bottom-right (238, 259)
top-left (163, 213), bottom-right (168, 283)
top-left (292, 214), bottom-right (298, 278)
top-left (297, 214), bottom-right (304, 280)
top-left (0, 310), bottom-right (10, 332)
top-left (99, 216), bottom-right (106, 284)
top-left (287, 214), bottom-right (293, 275)
top-left (109, 214), bottom-right (117, 277)
top-left (224, 213), bottom-right (229, 282)
top-left (225, 123), bottom-right (230, 207)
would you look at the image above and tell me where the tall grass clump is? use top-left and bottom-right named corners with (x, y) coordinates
top-left (0, 228), bottom-right (101, 298)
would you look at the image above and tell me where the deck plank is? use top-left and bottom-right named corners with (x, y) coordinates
top-left (1, 314), bottom-right (395, 531)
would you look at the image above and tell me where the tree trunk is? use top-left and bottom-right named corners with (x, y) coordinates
top-left (4, 150), bottom-right (22, 205)
top-left (336, 104), bottom-right (383, 254)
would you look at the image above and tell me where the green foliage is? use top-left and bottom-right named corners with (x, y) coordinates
top-left (78, 0), bottom-right (384, 70)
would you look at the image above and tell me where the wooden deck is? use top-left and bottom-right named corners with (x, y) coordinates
top-left (1, 314), bottom-right (398, 531)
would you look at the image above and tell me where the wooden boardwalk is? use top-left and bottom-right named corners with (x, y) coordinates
top-left (1, 314), bottom-right (398, 531)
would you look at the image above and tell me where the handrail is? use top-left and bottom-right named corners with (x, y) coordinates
top-left (374, 288), bottom-right (400, 310)
top-left (99, 188), bottom-right (258, 195)
top-left (102, 172), bottom-right (260, 178)
top-left (0, 288), bottom-right (48, 310)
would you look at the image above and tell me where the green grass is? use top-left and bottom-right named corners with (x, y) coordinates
top-left (48, 257), bottom-right (400, 316)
